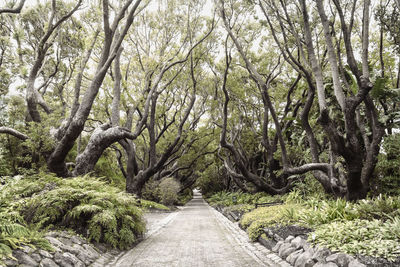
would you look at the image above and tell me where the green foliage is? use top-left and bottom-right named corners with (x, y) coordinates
top-left (140, 200), bottom-right (169, 211)
top-left (240, 204), bottom-right (298, 241)
top-left (0, 173), bottom-right (146, 252)
top-left (374, 134), bottom-right (400, 195)
top-left (196, 165), bottom-right (226, 198)
top-left (22, 175), bottom-right (145, 249)
top-left (158, 177), bottom-right (181, 206)
top-left (177, 188), bottom-right (193, 205)
top-left (311, 218), bottom-right (400, 261)
top-left (211, 187), bottom-right (400, 260)
top-left (207, 191), bottom-right (280, 207)
top-left (93, 149), bottom-right (125, 189)
top-left (142, 178), bottom-right (161, 203)
top-left (0, 174), bottom-right (55, 260)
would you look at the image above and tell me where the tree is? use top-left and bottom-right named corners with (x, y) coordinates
top-left (254, 0), bottom-right (385, 200)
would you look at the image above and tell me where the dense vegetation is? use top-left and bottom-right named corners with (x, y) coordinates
top-left (0, 0), bottom-right (400, 264)
top-left (207, 176), bottom-right (400, 261)
top-left (0, 172), bottom-right (171, 260)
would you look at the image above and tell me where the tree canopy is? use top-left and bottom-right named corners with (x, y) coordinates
top-left (0, 0), bottom-right (399, 200)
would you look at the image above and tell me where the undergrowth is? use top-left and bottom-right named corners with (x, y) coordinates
top-left (208, 175), bottom-right (400, 261)
top-left (0, 172), bottom-right (166, 261)
top-left (207, 191), bottom-right (280, 207)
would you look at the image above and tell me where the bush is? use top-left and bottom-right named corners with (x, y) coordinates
top-left (0, 173), bottom-right (146, 252)
top-left (158, 177), bottom-right (181, 206)
top-left (22, 175), bottom-right (145, 249)
top-left (240, 204), bottom-right (299, 241)
top-left (207, 191), bottom-right (280, 207)
top-left (142, 178), bottom-right (161, 203)
top-left (177, 188), bottom-right (193, 205)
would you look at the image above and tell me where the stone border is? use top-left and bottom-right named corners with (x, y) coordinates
top-left (3, 231), bottom-right (105, 267)
top-left (213, 205), bottom-right (367, 267)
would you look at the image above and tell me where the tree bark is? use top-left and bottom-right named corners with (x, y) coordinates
top-left (47, 0), bottom-right (142, 177)
top-left (0, 127), bottom-right (29, 140)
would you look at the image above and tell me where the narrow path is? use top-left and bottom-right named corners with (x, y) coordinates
top-left (108, 191), bottom-right (291, 267)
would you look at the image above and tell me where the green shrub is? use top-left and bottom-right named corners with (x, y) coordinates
top-left (177, 188), bottom-right (193, 205)
top-left (142, 178), bottom-right (161, 203)
top-left (140, 200), bottom-right (169, 211)
top-left (311, 218), bottom-right (400, 261)
top-left (296, 198), bottom-right (359, 227)
top-left (22, 175), bottom-right (145, 249)
top-left (207, 191), bottom-right (280, 207)
top-left (240, 204), bottom-right (299, 241)
top-left (0, 173), bottom-right (146, 251)
top-left (355, 194), bottom-right (400, 220)
top-left (374, 134), bottom-right (400, 195)
top-left (158, 177), bottom-right (181, 206)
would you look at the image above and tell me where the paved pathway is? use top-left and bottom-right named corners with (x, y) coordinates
top-left (107, 191), bottom-right (290, 267)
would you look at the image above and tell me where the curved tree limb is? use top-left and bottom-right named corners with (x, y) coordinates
top-left (0, 127), bottom-right (29, 140)
top-left (0, 0), bottom-right (25, 14)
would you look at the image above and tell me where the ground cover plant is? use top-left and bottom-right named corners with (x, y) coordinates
top-left (207, 182), bottom-right (400, 262)
top-left (0, 173), bottom-right (168, 262)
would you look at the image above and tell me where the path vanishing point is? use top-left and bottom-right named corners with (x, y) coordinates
top-left (102, 191), bottom-right (291, 267)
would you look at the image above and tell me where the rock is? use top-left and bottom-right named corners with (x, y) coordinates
top-left (312, 247), bottom-right (331, 262)
top-left (272, 241), bottom-right (284, 253)
top-left (54, 252), bottom-right (84, 267)
top-left (348, 259), bottom-right (367, 267)
top-left (326, 252), bottom-right (354, 267)
top-left (39, 250), bottom-right (53, 258)
top-left (63, 243), bottom-right (83, 256)
top-left (291, 236), bottom-right (306, 249)
top-left (76, 244), bottom-right (100, 266)
top-left (69, 236), bottom-right (85, 245)
top-left (13, 250), bottom-right (38, 266)
top-left (314, 262), bottom-right (338, 267)
top-left (45, 237), bottom-right (64, 249)
top-left (285, 235), bottom-right (295, 243)
top-left (263, 228), bottom-right (274, 238)
top-left (274, 233), bottom-right (284, 241)
top-left (57, 237), bottom-right (75, 248)
top-left (286, 249), bottom-right (304, 265)
top-left (3, 258), bottom-right (18, 266)
top-left (20, 245), bottom-right (35, 254)
top-left (39, 258), bottom-right (59, 267)
top-left (258, 236), bottom-right (276, 250)
top-left (45, 232), bottom-right (60, 238)
top-left (82, 244), bottom-right (100, 258)
top-left (31, 253), bottom-right (42, 263)
top-left (294, 250), bottom-right (314, 267)
top-left (278, 242), bottom-right (292, 256)
top-left (279, 246), bottom-right (297, 259)
top-left (304, 258), bottom-right (316, 267)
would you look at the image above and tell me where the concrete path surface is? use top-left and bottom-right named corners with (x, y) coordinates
top-left (108, 191), bottom-right (291, 267)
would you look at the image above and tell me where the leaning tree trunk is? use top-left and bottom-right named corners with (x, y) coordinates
top-left (72, 124), bottom-right (136, 176)
top-left (47, 0), bottom-right (142, 177)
